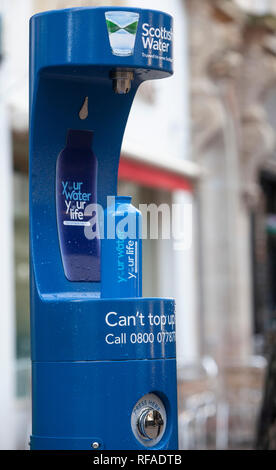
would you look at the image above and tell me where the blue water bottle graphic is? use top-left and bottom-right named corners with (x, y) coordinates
top-left (101, 196), bottom-right (142, 298)
top-left (56, 129), bottom-right (100, 282)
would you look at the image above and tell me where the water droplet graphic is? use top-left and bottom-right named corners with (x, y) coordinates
top-left (79, 96), bottom-right (88, 120)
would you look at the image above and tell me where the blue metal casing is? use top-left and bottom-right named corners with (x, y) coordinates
top-left (29, 6), bottom-right (178, 450)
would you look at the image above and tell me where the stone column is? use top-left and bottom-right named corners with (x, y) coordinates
top-left (187, 0), bottom-right (259, 366)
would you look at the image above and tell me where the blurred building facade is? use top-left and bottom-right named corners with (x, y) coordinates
top-left (187, 0), bottom-right (276, 361)
top-left (0, 0), bottom-right (276, 450)
top-left (183, 0), bottom-right (276, 448)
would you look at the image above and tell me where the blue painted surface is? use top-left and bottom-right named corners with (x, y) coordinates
top-left (29, 7), bottom-right (177, 450)
top-left (31, 359), bottom-right (178, 450)
top-left (31, 295), bottom-right (176, 362)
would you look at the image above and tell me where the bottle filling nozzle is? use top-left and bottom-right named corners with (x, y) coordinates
top-left (111, 68), bottom-right (134, 94)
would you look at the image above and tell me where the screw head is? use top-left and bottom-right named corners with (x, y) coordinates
top-left (92, 442), bottom-right (100, 449)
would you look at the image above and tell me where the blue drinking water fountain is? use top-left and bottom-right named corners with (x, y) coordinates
top-left (29, 6), bottom-right (178, 450)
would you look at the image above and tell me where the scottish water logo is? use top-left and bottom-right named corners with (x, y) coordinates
top-left (105, 11), bottom-right (139, 56)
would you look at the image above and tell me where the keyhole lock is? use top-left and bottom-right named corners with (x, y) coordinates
top-left (137, 408), bottom-right (164, 441)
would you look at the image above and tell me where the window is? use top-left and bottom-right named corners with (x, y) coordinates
top-left (14, 171), bottom-right (30, 398)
